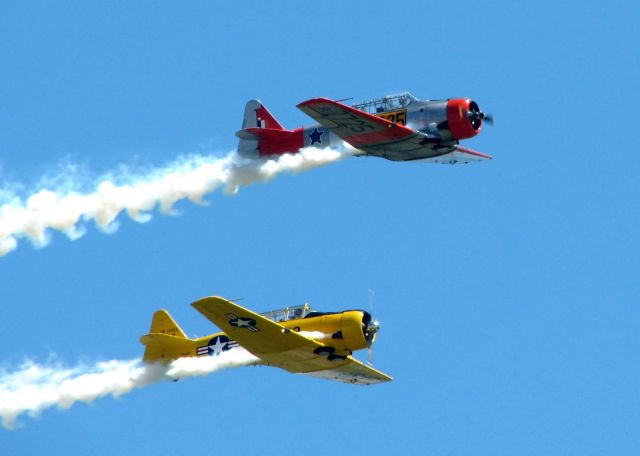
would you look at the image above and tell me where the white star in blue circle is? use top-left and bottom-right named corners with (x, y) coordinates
top-left (208, 336), bottom-right (229, 355)
top-left (230, 317), bottom-right (256, 328)
top-left (308, 128), bottom-right (324, 145)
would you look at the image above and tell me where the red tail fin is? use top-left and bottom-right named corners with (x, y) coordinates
top-left (241, 99), bottom-right (284, 130)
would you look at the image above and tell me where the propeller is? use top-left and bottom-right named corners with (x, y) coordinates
top-left (365, 289), bottom-right (379, 366)
top-left (366, 321), bottom-right (379, 365)
top-left (467, 102), bottom-right (495, 127)
top-left (483, 113), bottom-right (495, 125)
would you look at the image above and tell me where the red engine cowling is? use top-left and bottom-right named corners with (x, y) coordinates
top-left (446, 98), bottom-right (483, 140)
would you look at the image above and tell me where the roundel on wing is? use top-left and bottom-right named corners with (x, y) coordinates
top-left (229, 317), bottom-right (257, 328)
top-left (207, 335), bottom-right (230, 356)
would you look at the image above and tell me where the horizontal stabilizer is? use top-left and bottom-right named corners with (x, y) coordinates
top-left (235, 127), bottom-right (296, 141)
top-left (141, 312), bottom-right (195, 362)
top-left (140, 333), bottom-right (197, 362)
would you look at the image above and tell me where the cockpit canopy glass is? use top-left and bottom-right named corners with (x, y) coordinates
top-left (260, 303), bottom-right (314, 323)
top-left (353, 92), bottom-right (418, 114)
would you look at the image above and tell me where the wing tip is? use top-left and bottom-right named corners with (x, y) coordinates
top-left (296, 97), bottom-right (332, 108)
top-left (455, 145), bottom-right (493, 160)
top-left (191, 295), bottom-right (227, 307)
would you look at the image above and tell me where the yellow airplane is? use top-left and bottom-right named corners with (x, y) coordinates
top-left (140, 296), bottom-right (392, 385)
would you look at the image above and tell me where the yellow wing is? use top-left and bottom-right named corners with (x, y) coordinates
top-left (191, 296), bottom-right (392, 385)
top-left (303, 358), bottom-right (393, 385)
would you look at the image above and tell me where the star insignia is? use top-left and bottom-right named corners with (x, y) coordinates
top-left (208, 336), bottom-right (229, 355)
top-left (308, 128), bottom-right (324, 145)
top-left (226, 313), bottom-right (260, 331)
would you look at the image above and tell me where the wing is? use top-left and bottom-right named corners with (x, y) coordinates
top-left (297, 97), bottom-right (444, 160)
top-left (192, 296), bottom-right (392, 385)
top-left (415, 145), bottom-right (492, 164)
top-left (297, 97), bottom-right (493, 162)
top-left (303, 358), bottom-right (393, 385)
top-left (297, 97), bottom-right (417, 147)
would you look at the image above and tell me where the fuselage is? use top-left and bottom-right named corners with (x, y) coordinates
top-left (237, 92), bottom-right (486, 161)
top-left (165, 309), bottom-right (375, 360)
top-left (296, 97), bottom-right (483, 153)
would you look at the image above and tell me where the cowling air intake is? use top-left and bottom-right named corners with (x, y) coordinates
top-left (446, 98), bottom-right (493, 140)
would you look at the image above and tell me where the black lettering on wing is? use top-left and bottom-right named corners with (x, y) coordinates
top-left (323, 111), bottom-right (379, 133)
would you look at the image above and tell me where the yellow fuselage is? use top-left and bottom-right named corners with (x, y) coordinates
top-left (142, 310), bottom-right (369, 363)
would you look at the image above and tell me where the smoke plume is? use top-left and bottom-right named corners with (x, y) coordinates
top-left (0, 147), bottom-right (348, 256)
top-left (0, 351), bottom-right (260, 430)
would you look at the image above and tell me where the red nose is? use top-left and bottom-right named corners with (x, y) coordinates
top-left (446, 98), bottom-right (482, 140)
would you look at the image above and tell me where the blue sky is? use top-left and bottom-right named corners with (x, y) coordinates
top-left (1, 1), bottom-right (638, 454)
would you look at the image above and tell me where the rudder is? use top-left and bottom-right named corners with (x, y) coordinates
top-left (141, 310), bottom-right (194, 362)
top-left (237, 99), bottom-right (287, 158)
top-left (149, 309), bottom-right (187, 338)
top-left (241, 99), bottom-right (284, 130)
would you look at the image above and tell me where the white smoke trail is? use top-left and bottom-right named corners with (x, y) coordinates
top-left (0, 350), bottom-right (260, 430)
top-left (0, 147), bottom-right (349, 256)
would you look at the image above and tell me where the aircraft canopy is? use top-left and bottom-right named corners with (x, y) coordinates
top-left (260, 303), bottom-right (313, 323)
top-left (352, 92), bottom-right (418, 114)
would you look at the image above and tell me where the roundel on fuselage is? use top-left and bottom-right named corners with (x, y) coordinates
top-left (207, 335), bottom-right (231, 355)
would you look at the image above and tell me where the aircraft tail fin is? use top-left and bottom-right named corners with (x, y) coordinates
top-left (237, 99), bottom-right (286, 158)
top-left (149, 309), bottom-right (187, 338)
top-left (241, 99), bottom-right (284, 130)
top-left (141, 310), bottom-right (195, 362)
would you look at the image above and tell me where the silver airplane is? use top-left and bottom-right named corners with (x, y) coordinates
top-left (236, 92), bottom-right (493, 164)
